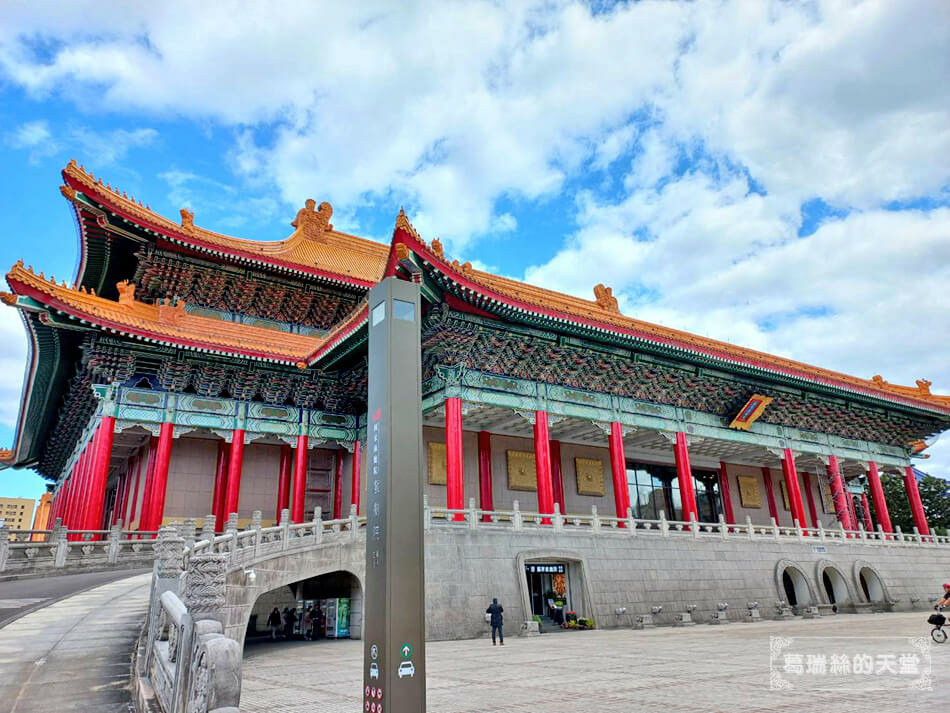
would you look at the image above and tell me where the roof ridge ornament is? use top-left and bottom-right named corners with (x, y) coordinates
top-left (180, 208), bottom-right (195, 232)
top-left (292, 199), bottom-right (333, 243)
top-left (593, 284), bottom-right (619, 312)
top-left (116, 280), bottom-right (136, 306)
top-left (395, 207), bottom-right (422, 241)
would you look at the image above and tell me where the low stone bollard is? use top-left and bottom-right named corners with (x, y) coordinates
top-left (709, 602), bottom-right (729, 625)
top-left (774, 600), bottom-right (794, 619)
top-left (673, 605), bottom-right (697, 627)
top-left (801, 606), bottom-right (821, 619)
top-left (519, 620), bottom-right (541, 636)
top-left (745, 601), bottom-right (761, 622)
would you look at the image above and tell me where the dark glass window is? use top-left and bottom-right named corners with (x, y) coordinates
top-left (626, 461), bottom-right (722, 522)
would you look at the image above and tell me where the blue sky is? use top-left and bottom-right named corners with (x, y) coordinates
top-left (1, 0), bottom-right (948, 507)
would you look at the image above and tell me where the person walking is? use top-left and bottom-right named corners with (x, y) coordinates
top-left (283, 606), bottom-right (297, 639)
top-left (267, 607), bottom-right (282, 640)
top-left (486, 597), bottom-right (504, 646)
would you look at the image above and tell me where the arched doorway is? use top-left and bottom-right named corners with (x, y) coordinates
top-left (245, 570), bottom-right (363, 646)
top-left (858, 566), bottom-right (885, 602)
top-left (776, 561), bottom-right (813, 608)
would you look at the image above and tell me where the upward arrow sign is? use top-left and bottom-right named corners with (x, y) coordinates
top-left (401, 644), bottom-right (412, 658)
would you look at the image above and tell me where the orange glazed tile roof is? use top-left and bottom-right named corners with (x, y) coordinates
top-left (390, 219), bottom-right (950, 416)
top-left (61, 161), bottom-right (389, 286)
top-left (4, 261), bottom-right (341, 364)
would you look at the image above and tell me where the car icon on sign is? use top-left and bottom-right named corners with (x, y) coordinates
top-left (370, 663), bottom-right (379, 679)
top-left (397, 661), bottom-right (415, 679)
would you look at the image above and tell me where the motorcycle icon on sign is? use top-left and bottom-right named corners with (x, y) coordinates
top-left (397, 661), bottom-right (415, 679)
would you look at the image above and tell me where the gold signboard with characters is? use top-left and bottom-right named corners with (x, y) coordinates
top-left (575, 457), bottom-right (606, 497)
top-left (737, 474), bottom-right (762, 508)
top-left (427, 442), bottom-right (447, 485)
top-left (819, 477), bottom-right (835, 513)
top-left (506, 450), bottom-right (537, 491)
top-left (780, 481), bottom-right (791, 511)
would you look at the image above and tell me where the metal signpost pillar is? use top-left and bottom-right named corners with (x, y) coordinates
top-left (363, 277), bottom-right (426, 713)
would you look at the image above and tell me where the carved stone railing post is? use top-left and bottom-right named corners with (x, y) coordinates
top-left (691, 512), bottom-right (699, 539)
top-left (184, 552), bottom-right (228, 624)
top-left (858, 522), bottom-right (867, 542)
top-left (182, 518), bottom-right (197, 551)
top-left (746, 515), bottom-right (754, 539)
top-left (552, 503), bottom-right (563, 532)
top-left (147, 527), bottom-right (185, 671)
top-left (838, 520), bottom-right (847, 542)
top-left (251, 510), bottom-right (262, 556)
top-left (349, 505), bottom-right (360, 541)
top-left (660, 510), bottom-right (669, 538)
top-left (895, 525), bottom-right (905, 543)
top-left (876, 524), bottom-right (886, 544)
top-left (225, 513), bottom-right (238, 564)
top-left (771, 517), bottom-right (780, 540)
top-left (512, 500), bottom-right (523, 531)
top-left (817, 522), bottom-right (826, 542)
top-left (107, 521), bottom-right (122, 564)
top-left (627, 506), bottom-right (637, 535)
top-left (591, 505), bottom-right (601, 533)
top-left (422, 494), bottom-right (431, 532)
top-left (200, 514), bottom-right (215, 543)
top-left (718, 514), bottom-right (728, 541)
top-left (913, 526), bottom-right (922, 545)
top-left (280, 510), bottom-right (291, 550)
top-left (312, 507), bottom-right (323, 545)
top-left (795, 519), bottom-right (804, 542)
top-left (468, 498), bottom-right (479, 530)
top-left (53, 522), bottom-right (69, 567)
top-left (0, 524), bottom-right (9, 572)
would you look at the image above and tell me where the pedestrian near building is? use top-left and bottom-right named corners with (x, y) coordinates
top-left (267, 607), bottom-right (281, 640)
top-left (486, 598), bottom-right (504, 646)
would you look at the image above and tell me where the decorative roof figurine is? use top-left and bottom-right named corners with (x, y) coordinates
top-left (292, 199), bottom-right (333, 242)
top-left (180, 208), bottom-right (195, 230)
top-left (593, 283), bottom-right (619, 312)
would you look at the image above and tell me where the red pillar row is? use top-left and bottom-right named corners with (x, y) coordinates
top-left (223, 429), bottom-right (245, 524)
top-left (332, 449), bottom-right (344, 520)
top-left (550, 440), bottom-right (565, 516)
top-left (445, 397), bottom-right (465, 521)
top-left (533, 411), bottom-right (554, 524)
top-left (860, 492), bottom-right (874, 531)
top-left (350, 440), bottom-right (362, 516)
top-left (780, 449), bottom-right (807, 529)
top-left (292, 434), bottom-right (308, 523)
top-left (141, 422), bottom-right (174, 531)
top-left (718, 461), bottom-right (735, 525)
top-left (138, 437), bottom-right (158, 532)
top-left (276, 444), bottom-right (292, 521)
top-left (673, 432), bottom-right (697, 523)
top-left (826, 455), bottom-right (853, 530)
top-left (866, 462), bottom-right (892, 533)
top-left (126, 448), bottom-right (144, 528)
top-left (762, 466), bottom-right (779, 525)
top-left (212, 440), bottom-right (230, 531)
top-left (84, 417), bottom-right (116, 533)
top-left (477, 431), bottom-right (494, 521)
top-left (903, 466), bottom-right (930, 536)
top-left (608, 422), bottom-right (630, 526)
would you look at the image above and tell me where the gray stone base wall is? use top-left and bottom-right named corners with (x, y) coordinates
top-left (220, 530), bottom-right (950, 646)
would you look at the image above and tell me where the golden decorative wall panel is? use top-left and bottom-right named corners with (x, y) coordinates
top-left (737, 474), bottom-right (762, 508)
top-left (506, 450), bottom-right (537, 491)
top-left (428, 442), bottom-right (447, 485)
top-left (575, 457), bottom-right (606, 497)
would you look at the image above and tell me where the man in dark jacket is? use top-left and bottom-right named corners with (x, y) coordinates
top-left (486, 598), bottom-right (504, 646)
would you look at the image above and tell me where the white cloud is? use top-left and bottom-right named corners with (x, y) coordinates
top-left (5, 119), bottom-right (58, 162)
top-left (71, 126), bottom-right (157, 165)
top-left (0, 307), bottom-right (30, 429)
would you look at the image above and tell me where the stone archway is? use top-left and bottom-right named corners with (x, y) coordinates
top-left (774, 559), bottom-right (817, 608)
top-left (853, 559), bottom-right (891, 604)
top-left (515, 550), bottom-right (595, 627)
top-left (815, 559), bottom-right (857, 611)
top-left (222, 540), bottom-right (365, 647)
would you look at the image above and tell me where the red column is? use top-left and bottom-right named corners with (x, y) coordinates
top-left (144, 422), bottom-right (174, 531)
top-left (276, 444), bottom-right (292, 521)
top-left (138, 437), bottom-right (158, 532)
top-left (860, 492), bottom-right (874, 531)
top-left (533, 411), bottom-right (554, 524)
top-left (69, 448), bottom-right (92, 534)
top-left (781, 449), bottom-right (807, 529)
top-left (211, 440), bottom-right (229, 530)
top-left (64, 458), bottom-right (81, 529)
top-left (903, 466), bottom-right (930, 535)
top-left (608, 423), bottom-right (630, 525)
top-left (126, 449), bottom-right (144, 528)
top-left (550, 440), bottom-right (565, 516)
top-left (222, 429), bottom-right (245, 523)
top-left (826, 455), bottom-right (853, 530)
top-left (866, 462), bottom-right (892, 533)
top-left (673, 432), bottom-right (697, 523)
top-left (445, 397), bottom-right (465, 521)
top-left (718, 461), bottom-right (735, 525)
top-left (846, 489), bottom-right (859, 532)
top-left (350, 441), bottom-right (362, 516)
top-left (291, 434), bottom-right (308, 523)
top-left (117, 456), bottom-right (135, 527)
top-left (802, 471), bottom-right (819, 529)
top-left (332, 450), bottom-right (344, 519)
top-left (477, 431), bottom-right (494, 521)
top-left (762, 466), bottom-right (779, 525)
top-left (84, 416), bottom-right (116, 533)
top-left (74, 428), bottom-right (100, 532)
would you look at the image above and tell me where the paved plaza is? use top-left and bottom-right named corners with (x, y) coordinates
top-left (0, 572), bottom-right (150, 713)
top-left (243, 612), bottom-right (947, 713)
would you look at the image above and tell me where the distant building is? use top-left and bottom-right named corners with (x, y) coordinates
top-left (30, 492), bottom-right (53, 539)
top-left (0, 497), bottom-right (35, 533)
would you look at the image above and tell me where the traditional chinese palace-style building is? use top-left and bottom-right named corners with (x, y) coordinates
top-left (3, 162), bottom-right (950, 620)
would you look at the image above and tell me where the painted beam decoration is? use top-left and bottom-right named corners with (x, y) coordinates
top-left (729, 394), bottom-right (774, 431)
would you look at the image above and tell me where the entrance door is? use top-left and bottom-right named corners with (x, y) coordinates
top-left (525, 563), bottom-right (568, 617)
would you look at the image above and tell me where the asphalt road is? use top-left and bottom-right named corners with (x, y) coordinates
top-left (0, 568), bottom-right (151, 629)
